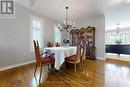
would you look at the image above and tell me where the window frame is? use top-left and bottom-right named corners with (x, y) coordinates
top-left (105, 31), bottom-right (128, 44)
top-left (30, 15), bottom-right (44, 51)
top-left (54, 25), bottom-right (61, 44)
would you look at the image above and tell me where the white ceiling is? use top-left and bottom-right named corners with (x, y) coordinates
top-left (106, 3), bottom-right (130, 30)
top-left (16, 0), bottom-right (126, 23)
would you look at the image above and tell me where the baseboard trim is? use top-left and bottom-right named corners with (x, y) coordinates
top-left (0, 60), bottom-right (35, 71)
top-left (96, 57), bottom-right (105, 60)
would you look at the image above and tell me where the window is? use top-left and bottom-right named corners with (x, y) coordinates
top-left (106, 31), bottom-right (128, 44)
top-left (30, 16), bottom-right (43, 50)
top-left (55, 25), bottom-right (61, 43)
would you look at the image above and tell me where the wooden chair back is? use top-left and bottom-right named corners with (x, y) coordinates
top-left (75, 41), bottom-right (82, 62)
top-left (33, 40), bottom-right (42, 64)
top-left (82, 41), bottom-right (87, 60)
top-left (82, 31), bottom-right (87, 60)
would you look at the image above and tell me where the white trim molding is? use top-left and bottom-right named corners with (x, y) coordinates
top-left (0, 60), bottom-right (35, 71)
top-left (96, 57), bottom-right (105, 60)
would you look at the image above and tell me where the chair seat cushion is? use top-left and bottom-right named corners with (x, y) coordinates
top-left (41, 56), bottom-right (55, 64)
top-left (65, 54), bottom-right (80, 63)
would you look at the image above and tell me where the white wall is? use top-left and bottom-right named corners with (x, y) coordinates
top-left (77, 15), bottom-right (105, 59)
top-left (105, 3), bottom-right (130, 45)
top-left (105, 3), bottom-right (130, 30)
top-left (0, 4), bottom-right (58, 69)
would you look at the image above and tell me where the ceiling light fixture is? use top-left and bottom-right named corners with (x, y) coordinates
top-left (58, 7), bottom-right (76, 32)
top-left (116, 23), bottom-right (120, 34)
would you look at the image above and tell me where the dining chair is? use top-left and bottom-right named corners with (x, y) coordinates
top-left (65, 43), bottom-right (82, 74)
top-left (33, 40), bottom-right (55, 83)
top-left (80, 40), bottom-right (87, 71)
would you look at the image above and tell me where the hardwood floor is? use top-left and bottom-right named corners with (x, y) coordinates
top-left (0, 59), bottom-right (130, 87)
top-left (105, 59), bottom-right (130, 87)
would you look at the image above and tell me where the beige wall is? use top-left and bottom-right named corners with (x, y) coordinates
top-left (0, 4), bottom-right (58, 68)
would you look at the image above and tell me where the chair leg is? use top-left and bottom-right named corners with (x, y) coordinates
top-left (79, 61), bottom-right (82, 70)
top-left (64, 61), bottom-right (67, 71)
top-left (81, 61), bottom-right (84, 71)
top-left (81, 60), bottom-right (83, 70)
top-left (51, 62), bottom-right (55, 70)
top-left (39, 65), bottom-right (42, 83)
top-left (74, 63), bottom-right (77, 75)
top-left (34, 64), bottom-right (38, 76)
top-left (48, 65), bottom-right (50, 70)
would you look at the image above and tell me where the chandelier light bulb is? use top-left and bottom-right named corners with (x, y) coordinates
top-left (58, 23), bottom-right (60, 27)
top-left (67, 20), bottom-right (69, 25)
top-left (64, 20), bottom-right (66, 24)
top-left (73, 22), bottom-right (76, 27)
top-left (70, 21), bottom-right (72, 25)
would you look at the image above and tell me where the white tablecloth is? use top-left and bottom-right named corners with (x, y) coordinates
top-left (44, 46), bottom-right (77, 70)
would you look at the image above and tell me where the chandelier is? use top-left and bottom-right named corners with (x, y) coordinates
top-left (116, 23), bottom-right (120, 34)
top-left (58, 7), bottom-right (76, 32)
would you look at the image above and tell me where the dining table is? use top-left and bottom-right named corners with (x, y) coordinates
top-left (44, 46), bottom-right (77, 70)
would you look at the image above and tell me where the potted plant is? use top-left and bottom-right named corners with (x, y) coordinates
top-left (47, 41), bottom-right (53, 47)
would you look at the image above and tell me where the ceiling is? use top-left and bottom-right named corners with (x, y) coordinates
top-left (16, 0), bottom-right (126, 23)
top-left (105, 3), bottom-right (130, 30)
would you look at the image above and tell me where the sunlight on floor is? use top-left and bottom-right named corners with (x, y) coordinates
top-left (106, 53), bottom-right (130, 62)
top-left (105, 62), bottom-right (130, 87)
